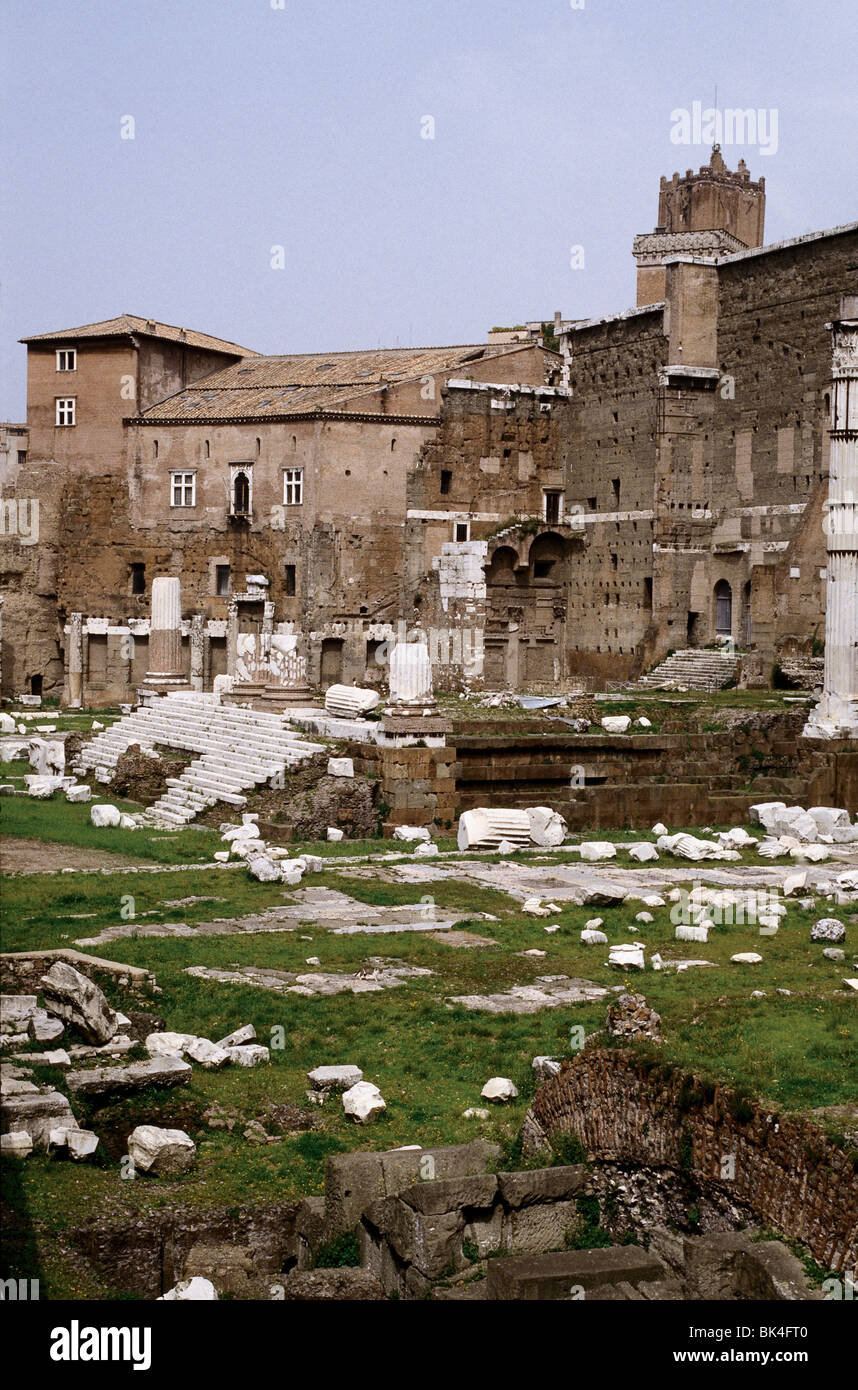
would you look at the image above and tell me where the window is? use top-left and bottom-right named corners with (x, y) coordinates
top-left (171, 471), bottom-right (196, 507)
top-left (17, 450), bottom-right (27, 466)
top-left (55, 397), bottom-right (76, 426)
top-left (56, 349), bottom-right (76, 372)
top-left (232, 470), bottom-right (250, 514)
top-left (284, 563), bottom-right (296, 596)
top-left (440, 469), bottom-right (452, 495)
top-left (130, 562), bottom-right (146, 595)
top-left (215, 564), bottom-right (230, 596)
top-left (611, 478), bottom-right (621, 505)
top-left (283, 467), bottom-right (303, 505)
top-left (454, 520), bottom-right (470, 542)
top-left (543, 489), bottom-right (564, 524)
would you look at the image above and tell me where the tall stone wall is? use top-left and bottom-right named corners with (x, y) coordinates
top-left (561, 308), bottom-right (666, 679)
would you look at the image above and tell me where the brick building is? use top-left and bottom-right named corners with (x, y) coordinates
top-left (1, 151), bottom-right (856, 704)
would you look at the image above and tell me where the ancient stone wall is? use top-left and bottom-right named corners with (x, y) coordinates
top-left (349, 741), bottom-right (460, 832)
top-left (451, 704), bottom-right (854, 823)
top-left (560, 308), bottom-right (666, 681)
top-left (523, 1050), bottom-right (857, 1273)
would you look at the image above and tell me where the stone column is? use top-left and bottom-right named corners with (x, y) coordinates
top-left (389, 640), bottom-right (435, 708)
top-left (142, 577), bottom-right (188, 695)
top-left (190, 613), bottom-right (205, 692)
top-left (804, 302), bottom-right (858, 740)
top-left (67, 612), bottom-right (83, 708)
top-left (227, 597), bottom-right (239, 677)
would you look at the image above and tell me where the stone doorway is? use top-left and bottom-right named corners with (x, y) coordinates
top-left (715, 580), bottom-right (733, 637)
top-left (320, 638), bottom-right (344, 689)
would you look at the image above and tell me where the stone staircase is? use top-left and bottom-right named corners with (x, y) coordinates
top-left (636, 648), bottom-right (740, 692)
top-left (74, 693), bottom-right (326, 827)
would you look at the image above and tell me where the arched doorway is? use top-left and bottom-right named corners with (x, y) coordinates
top-left (715, 580), bottom-right (732, 637)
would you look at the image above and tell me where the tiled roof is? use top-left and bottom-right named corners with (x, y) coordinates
top-left (20, 314), bottom-right (257, 357)
top-left (133, 343), bottom-right (533, 422)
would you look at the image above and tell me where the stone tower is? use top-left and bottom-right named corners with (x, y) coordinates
top-left (634, 146), bottom-right (766, 306)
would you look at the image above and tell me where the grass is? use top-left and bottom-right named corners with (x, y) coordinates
top-left (1, 793), bottom-right (224, 866)
top-left (2, 786), bottom-right (856, 1296)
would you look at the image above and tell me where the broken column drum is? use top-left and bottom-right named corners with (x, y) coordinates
top-left (388, 640), bottom-right (434, 707)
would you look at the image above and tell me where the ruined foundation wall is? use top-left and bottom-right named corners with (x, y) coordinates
top-left (523, 1050), bottom-right (858, 1273)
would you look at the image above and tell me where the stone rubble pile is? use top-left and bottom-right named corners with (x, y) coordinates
top-left (750, 801), bottom-right (858, 845)
top-left (605, 992), bottom-right (662, 1042)
top-left (1, 960), bottom-right (267, 1160)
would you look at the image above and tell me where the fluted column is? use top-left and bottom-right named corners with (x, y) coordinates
top-left (142, 576), bottom-right (188, 695)
top-left (804, 303), bottom-right (858, 739)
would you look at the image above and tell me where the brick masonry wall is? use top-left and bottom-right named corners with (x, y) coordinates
top-left (523, 1049), bottom-right (858, 1273)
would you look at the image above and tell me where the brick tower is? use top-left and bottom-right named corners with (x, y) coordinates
top-left (633, 145), bottom-right (766, 306)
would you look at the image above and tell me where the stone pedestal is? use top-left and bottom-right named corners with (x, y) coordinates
top-left (140, 577), bottom-right (189, 699)
top-left (226, 634), bottom-right (318, 711)
top-left (804, 305), bottom-right (858, 740)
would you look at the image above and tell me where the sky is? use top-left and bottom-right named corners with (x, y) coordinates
top-left (1, 0), bottom-right (856, 418)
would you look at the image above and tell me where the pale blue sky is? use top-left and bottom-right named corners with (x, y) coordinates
top-left (2, 0), bottom-right (856, 418)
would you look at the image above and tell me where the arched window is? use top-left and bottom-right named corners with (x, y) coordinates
top-left (233, 471), bottom-right (250, 514)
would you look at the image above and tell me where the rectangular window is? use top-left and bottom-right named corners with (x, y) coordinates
top-left (454, 520), bottom-right (470, 542)
top-left (56, 348), bottom-right (77, 372)
top-left (130, 562), bottom-right (146, 595)
top-left (543, 489), bottom-right (564, 524)
top-left (283, 467), bottom-right (304, 505)
top-left (17, 450), bottom-right (27, 466)
top-left (440, 469), bottom-right (452, 495)
top-left (215, 563), bottom-right (230, 596)
top-left (171, 471), bottom-right (196, 507)
top-left (55, 397), bottom-right (76, 426)
top-left (284, 563), bottom-right (296, 596)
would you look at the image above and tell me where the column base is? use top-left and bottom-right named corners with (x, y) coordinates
top-left (138, 674), bottom-right (191, 705)
top-left (802, 693), bottom-right (858, 740)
